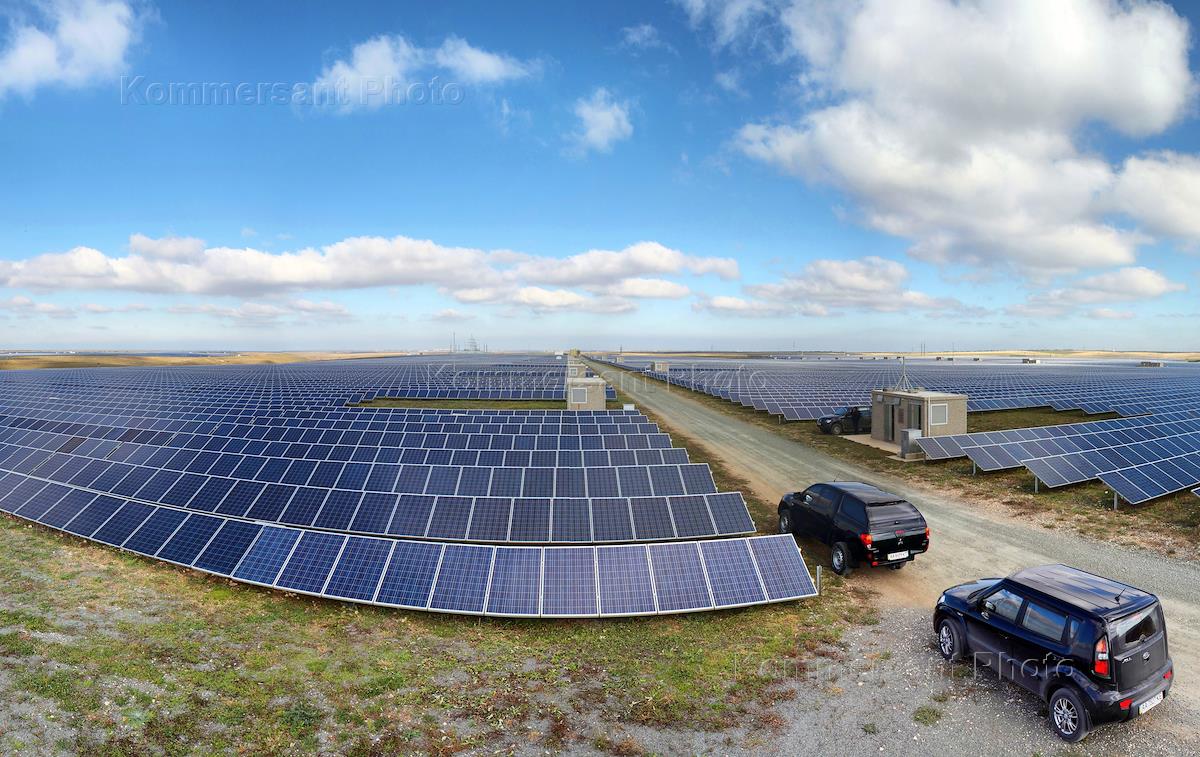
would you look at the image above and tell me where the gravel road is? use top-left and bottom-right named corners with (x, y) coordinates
top-left (595, 364), bottom-right (1200, 755)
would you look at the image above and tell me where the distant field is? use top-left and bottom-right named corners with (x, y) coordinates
top-left (0, 352), bottom-right (408, 371)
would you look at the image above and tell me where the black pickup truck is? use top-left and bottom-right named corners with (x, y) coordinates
top-left (778, 481), bottom-right (929, 575)
top-left (935, 565), bottom-right (1173, 742)
top-left (816, 406), bottom-right (871, 435)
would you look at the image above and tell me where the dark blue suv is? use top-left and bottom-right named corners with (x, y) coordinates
top-left (935, 565), bottom-right (1173, 742)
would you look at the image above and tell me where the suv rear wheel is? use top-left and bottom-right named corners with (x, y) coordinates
top-left (831, 542), bottom-right (853, 576)
top-left (778, 510), bottom-right (793, 534)
top-left (829, 422), bottom-right (843, 435)
top-left (1048, 687), bottom-right (1089, 743)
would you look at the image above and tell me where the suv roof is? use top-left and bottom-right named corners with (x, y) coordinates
top-left (824, 481), bottom-right (904, 504)
top-left (1007, 564), bottom-right (1157, 618)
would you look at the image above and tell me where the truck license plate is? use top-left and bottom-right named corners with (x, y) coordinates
top-left (886, 551), bottom-right (909, 561)
top-left (1139, 691), bottom-right (1164, 715)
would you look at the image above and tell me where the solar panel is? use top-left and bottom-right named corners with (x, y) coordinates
top-left (648, 542), bottom-right (713, 612)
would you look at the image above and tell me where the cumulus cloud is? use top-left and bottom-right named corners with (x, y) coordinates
top-left (1007, 266), bottom-right (1187, 318)
top-left (675, 0), bottom-right (772, 48)
top-left (0, 0), bottom-right (140, 98)
top-left (429, 308), bottom-right (474, 322)
top-left (434, 36), bottom-right (534, 83)
top-left (314, 33), bottom-right (534, 112)
top-left (82, 302), bottom-right (149, 313)
top-left (728, 0), bottom-right (1196, 274)
top-left (569, 87), bottom-right (633, 154)
top-left (746, 256), bottom-right (973, 314)
top-left (169, 299), bottom-right (350, 325)
top-left (0, 233), bottom-right (726, 317)
top-left (1111, 152), bottom-right (1200, 244)
top-left (1089, 308), bottom-right (1135, 321)
top-left (0, 295), bottom-right (74, 318)
top-left (692, 295), bottom-right (802, 318)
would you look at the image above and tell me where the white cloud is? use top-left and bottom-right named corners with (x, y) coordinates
top-left (434, 36), bottom-right (534, 83)
top-left (729, 0), bottom-right (1196, 274)
top-left (620, 23), bottom-right (673, 53)
top-left (0, 295), bottom-right (74, 318)
top-left (595, 278), bottom-right (690, 299)
top-left (1111, 152), bottom-right (1200, 244)
top-left (1089, 308), bottom-right (1134, 320)
top-left (314, 33), bottom-right (534, 113)
top-left (83, 302), bottom-right (149, 313)
top-left (569, 87), bottom-right (633, 154)
top-left (692, 295), bottom-right (800, 318)
top-left (429, 308), bottom-right (474, 322)
top-left (675, 0), bottom-right (771, 48)
top-left (512, 286), bottom-right (634, 314)
top-left (169, 299), bottom-right (350, 325)
top-left (745, 256), bottom-right (972, 314)
top-left (1007, 266), bottom-right (1186, 317)
top-left (0, 0), bottom-right (140, 98)
top-left (128, 233), bottom-right (205, 261)
top-left (516, 241), bottom-right (738, 285)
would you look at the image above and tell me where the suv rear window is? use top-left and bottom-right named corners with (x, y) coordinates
top-left (1111, 606), bottom-right (1160, 651)
top-left (1020, 601), bottom-right (1067, 641)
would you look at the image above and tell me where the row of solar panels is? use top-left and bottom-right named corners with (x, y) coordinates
top-left (0, 417), bottom-right (675, 452)
top-left (0, 470), bottom-right (811, 617)
top-left (1, 428), bottom-right (685, 467)
top-left (916, 409), bottom-right (1199, 461)
top-left (960, 418), bottom-right (1200, 473)
top-left (0, 471), bottom-right (753, 543)
top-left (0, 441), bottom-right (719, 498)
top-left (361, 387), bottom-right (619, 400)
top-left (0, 407), bottom-right (658, 436)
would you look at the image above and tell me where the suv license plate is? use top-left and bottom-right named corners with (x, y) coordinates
top-left (886, 551), bottom-right (909, 561)
top-left (1139, 691), bottom-right (1164, 716)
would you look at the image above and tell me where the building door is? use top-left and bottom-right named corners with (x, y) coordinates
top-left (884, 406), bottom-right (895, 442)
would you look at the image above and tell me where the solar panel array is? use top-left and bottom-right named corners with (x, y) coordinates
top-left (595, 355), bottom-right (1200, 421)
top-left (0, 356), bottom-right (816, 616)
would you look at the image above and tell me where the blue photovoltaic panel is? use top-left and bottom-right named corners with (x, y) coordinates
top-left (551, 498), bottom-right (591, 542)
top-left (597, 545), bottom-right (655, 616)
top-left (122, 507), bottom-right (189, 556)
top-left (233, 526), bottom-right (301, 585)
top-left (429, 544), bottom-right (493, 613)
top-left (426, 496), bottom-right (472, 540)
top-left (276, 531), bottom-right (347, 594)
top-left (700, 539), bottom-right (766, 607)
top-left (668, 496), bottom-right (716, 538)
top-left (62, 495), bottom-right (123, 538)
top-left (91, 501), bottom-right (155, 546)
top-left (630, 497), bottom-right (675, 540)
top-left (157, 513), bottom-right (224, 565)
top-left (375, 541), bottom-right (443, 608)
top-left (40, 490), bottom-right (96, 529)
top-left (591, 498), bottom-right (634, 542)
top-left (324, 537), bottom-right (394, 601)
top-left (485, 547), bottom-right (541, 616)
top-left (387, 494), bottom-right (435, 537)
top-left (648, 542), bottom-right (712, 612)
top-left (748, 536), bottom-right (817, 600)
top-left (466, 497), bottom-right (511, 542)
top-left (508, 498), bottom-right (550, 542)
top-left (706, 492), bottom-right (756, 535)
top-left (194, 520), bottom-right (263, 575)
top-left (541, 547), bottom-right (597, 617)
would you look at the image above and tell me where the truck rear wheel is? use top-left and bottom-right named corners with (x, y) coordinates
top-left (829, 423), bottom-right (843, 435)
top-left (831, 542), bottom-right (853, 576)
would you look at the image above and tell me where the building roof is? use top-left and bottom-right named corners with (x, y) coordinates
top-left (1006, 564), bottom-right (1156, 617)
top-left (874, 389), bottom-right (967, 400)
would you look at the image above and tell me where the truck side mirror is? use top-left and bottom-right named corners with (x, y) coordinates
top-left (983, 600), bottom-right (996, 614)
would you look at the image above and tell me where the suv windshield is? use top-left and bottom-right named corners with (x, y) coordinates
top-left (833, 407), bottom-right (851, 416)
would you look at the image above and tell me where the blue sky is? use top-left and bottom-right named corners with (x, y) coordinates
top-left (1, 0), bottom-right (1198, 352)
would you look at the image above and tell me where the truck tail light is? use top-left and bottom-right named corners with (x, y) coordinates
top-left (1119, 697), bottom-right (1132, 711)
top-left (925, 527), bottom-right (931, 540)
top-left (1094, 636), bottom-right (1110, 678)
top-left (858, 533), bottom-right (873, 549)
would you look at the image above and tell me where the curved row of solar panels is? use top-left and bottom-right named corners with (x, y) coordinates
top-left (0, 470), bottom-right (810, 616)
top-left (593, 355), bottom-right (1200, 422)
top-left (0, 359), bottom-right (815, 617)
top-left (916, 409), bottom-right (1200, 504)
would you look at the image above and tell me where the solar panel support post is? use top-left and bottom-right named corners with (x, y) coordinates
top-left (815, 565), bottom-right (822, 595)
top-left (1034, 477), bottom-right (1038, 494)
top-left (972, 461), bottom-right (977, 476)
top-left (1113, 492), bottom-right (1119, 511)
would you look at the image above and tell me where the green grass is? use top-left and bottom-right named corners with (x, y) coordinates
top-left (0, 383), bottom-right (876, 754)
top-left (912, 705), bottom-right (943, 726)
top-left (590, 360), bottom-right (1200, 554)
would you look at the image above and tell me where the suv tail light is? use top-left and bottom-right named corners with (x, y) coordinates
top-left (1094, 636), bottom-right (1110, 678)
top-left (858, 533), bottom-right (873, 550)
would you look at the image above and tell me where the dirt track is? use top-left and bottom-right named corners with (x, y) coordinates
top-left (596, 364), bottom-right (1200, 753)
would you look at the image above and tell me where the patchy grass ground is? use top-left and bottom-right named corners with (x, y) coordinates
top-left (0, 353), bottom-right (409, 371)
top-left (0, 389), bottom-right (876, 755)
top-left (595, 362), bottom-right (1200, 557)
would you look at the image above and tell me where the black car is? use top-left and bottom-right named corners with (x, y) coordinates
top-left (778, 481), bottom-right (929, 575)
top-left (817, 406), bottom-right (871, 435)
top-left (934, 565), bottom-right (1173, 742)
